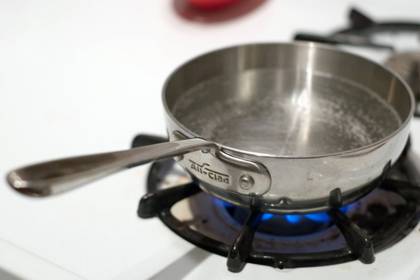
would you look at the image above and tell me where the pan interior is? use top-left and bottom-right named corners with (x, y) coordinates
top-left (171, 68), bottom-right (402, 156)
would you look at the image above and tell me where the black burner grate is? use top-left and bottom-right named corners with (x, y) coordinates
top-left (294, 7), bottom-right (420, 51)
top-left (135, 134), bottom-right (420, 272)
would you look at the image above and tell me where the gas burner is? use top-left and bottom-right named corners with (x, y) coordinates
top-left (135, 134), bottom-right (420, 273)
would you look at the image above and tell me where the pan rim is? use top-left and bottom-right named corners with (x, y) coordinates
top-left (162, 41), bottom-right (415, 159)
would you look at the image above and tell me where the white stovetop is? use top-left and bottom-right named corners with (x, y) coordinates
top-left (1, 1), bottom-right (420, 279)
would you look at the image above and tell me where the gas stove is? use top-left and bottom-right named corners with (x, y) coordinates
top-left (135, 7), bottom-right (420, 275)
top-left (1, 1), bottom-right (420, 280)
top-left (135, 134), bottom-right (420, 273)
top-left (137, 36), bottom-right (420, 278)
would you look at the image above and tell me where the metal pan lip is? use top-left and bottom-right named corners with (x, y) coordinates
top-left (162, 41), bottom-right (415, 159)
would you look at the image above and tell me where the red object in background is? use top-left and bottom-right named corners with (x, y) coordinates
top-left (188, 0), bottom-right (240, 10)
top-left (174, 0), bottom-right (266, 23)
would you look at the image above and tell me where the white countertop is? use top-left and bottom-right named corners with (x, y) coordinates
top-left (1, 0), bottom-right (420, 279)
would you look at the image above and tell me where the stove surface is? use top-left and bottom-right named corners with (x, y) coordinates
top-left (1, 1), bottom-right (420, 279)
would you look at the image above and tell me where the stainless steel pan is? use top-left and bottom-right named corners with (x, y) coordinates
top-left (7, 42), bottom-right (414, 213)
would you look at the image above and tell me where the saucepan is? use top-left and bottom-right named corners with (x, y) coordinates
top-left (7, 42), bottom-right (414, 213)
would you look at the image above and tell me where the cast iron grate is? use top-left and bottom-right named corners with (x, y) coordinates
top-left (294, 7), bottom-right (420, 51)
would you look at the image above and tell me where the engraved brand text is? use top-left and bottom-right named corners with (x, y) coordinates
top-left (189, 160), bottom-right (230, 184)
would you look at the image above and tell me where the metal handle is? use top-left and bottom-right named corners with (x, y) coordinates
top-left (6, 138), bottom-right (214, 197)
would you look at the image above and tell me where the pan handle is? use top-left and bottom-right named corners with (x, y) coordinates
top-left (6, 138), bottom-right (214, 197)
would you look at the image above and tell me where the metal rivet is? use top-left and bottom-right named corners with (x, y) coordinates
top-left (239, 174), bottom-right (254, 190)
top-left (174, 155), bottom-right (183, 161)
top-left (278, 198), bottom-right (292, 205)
top-left (201, 148), bottom-right (210, 153)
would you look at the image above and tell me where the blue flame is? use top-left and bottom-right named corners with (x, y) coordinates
top-left (340, 204), bottom-right (351, 213)
top-left (305, 212), bottom-right (330, 223)
top-left (214, 198), bottom-right (234, 208)
top-left (261, 213), bottom-right (274, 221)
top-left (285, 214), bottom-right (302, 224)
top-left (214, 197), bottom-right (356, 225)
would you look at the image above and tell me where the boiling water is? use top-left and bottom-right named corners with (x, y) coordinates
top-left (172, 69), bottom-right (402, 156)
